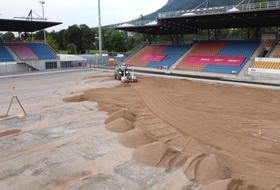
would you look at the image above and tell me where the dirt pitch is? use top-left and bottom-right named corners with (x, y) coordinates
top-left (1, 70), bottom-right (280, 190)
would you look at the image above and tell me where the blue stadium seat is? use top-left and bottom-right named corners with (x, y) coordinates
top-left (25, 43), bottom-right (56, 59)
top-left (145, 45), bottom-right (191, 68)
top-left (0, 44), bottom-right (15, 62)
top-left (202, 41), bottom-right (260, 74)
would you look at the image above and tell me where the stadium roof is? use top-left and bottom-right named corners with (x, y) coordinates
top-left (0, 18), bottom-right (62, 32)
top-left (114, 1), bottom-right (280, 35)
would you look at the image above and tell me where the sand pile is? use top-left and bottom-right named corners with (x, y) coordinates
top-left (63, 95), bottom-right (88, 102)
top-left (118, 128), bottom-right (155, 148)
top-left (182, 153), bottom-right (206, 181)
top-left (183, 153), bottom-right (231, 185)
top-left (105, 118), bottom-right (134, 133)
top-left (104, 109), bottom-right (136, 124)
top-left (132, 141), bottom-right (187, 168)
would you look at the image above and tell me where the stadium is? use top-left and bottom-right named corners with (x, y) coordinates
top-left (1, 1), bottom-right (280, 190)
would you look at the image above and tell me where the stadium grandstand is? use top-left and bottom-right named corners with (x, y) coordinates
top-left (112, 0), bottom-right (280, 82)
top-left (0, 17), bottom-right (91, 74)
top-left (1, 0), bottom-right (280, 84)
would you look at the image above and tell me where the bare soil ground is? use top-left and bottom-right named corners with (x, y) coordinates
top-left (1, 70), bottom-right (280, 189)
top-left (0, 71), bottom-right (197, 190)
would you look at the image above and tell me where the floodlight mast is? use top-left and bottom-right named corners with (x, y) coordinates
top-left (39, 0), bottom-right (46, 42)
top-left (98, 0), bottom-right (102, 58)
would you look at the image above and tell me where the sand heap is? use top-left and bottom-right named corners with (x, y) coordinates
top-left (118, 128), bottom-right (155, 148)
top-left (182, 153), bottom-right (231, 185)
top-left (104, 109), bottom-right (136, 124)
top-left (105, 118), bottom-right (134, 133)
top-left (132, 141), bottom-right (187, 168)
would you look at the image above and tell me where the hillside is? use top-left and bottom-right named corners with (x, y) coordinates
top-left (143, 0), bottom-right (260, 20)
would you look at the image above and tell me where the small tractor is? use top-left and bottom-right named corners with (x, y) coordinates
top-left (114, 65), bottom-right (137, 83)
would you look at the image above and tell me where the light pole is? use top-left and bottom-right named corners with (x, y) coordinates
top-left (98, 0), bottom-right (102, 58)
top-left (39, 0), bottom-right (46, 42)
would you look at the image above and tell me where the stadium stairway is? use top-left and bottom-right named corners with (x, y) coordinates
top-left (202, 41), bottom-right (260, 74)
top-left (168, 43), bottom-right (198, 72)
top-left (268, 43), bottom-right (280, 57)
top-left (125, 45), bottom-right (167, 67)
top-left (145, 45), bottom-right (191, 69)
top-left (5, 46), bottom-right (21, 62)
top-left (236, 41), bottom-right (265, 80)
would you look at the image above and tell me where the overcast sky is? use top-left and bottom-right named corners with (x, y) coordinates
top-left (1, 0), bottom-right (167, 32)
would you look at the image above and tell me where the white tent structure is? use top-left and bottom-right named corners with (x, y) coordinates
top-left (58, 54), bottom-right (87, 62)
top-left (58, 54), bottom-right (87, 68)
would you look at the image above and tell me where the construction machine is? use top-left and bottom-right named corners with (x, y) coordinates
top-left (114, 65), bottom-right (137, 83)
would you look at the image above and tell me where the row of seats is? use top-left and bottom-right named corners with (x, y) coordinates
top-left (275, 48), bottom-right (280, 57)
top-left (175, 41), bottom-right (260, 74)
top-left (125, 40), bottom-right (261, 74)
top-left (251, 61), bottom-right (280, 69)
top-left (175, 41), bottom-right (226, 70)
top-left (265, 40), bottom-right (274, 47)
top-left (125, 45), bottom-right (167, 67)
top-left (0, 44), bottom-right (14, 61)
top-left (26, 43), bottom-right (56, 59)
top-left (0, 42), bottom-right (56, 61)
top-left (145, 45), bottom-right (191, 68)
top-left (5, 43), bottom-right (38, 60)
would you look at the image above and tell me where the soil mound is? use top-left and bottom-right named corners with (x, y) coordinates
top-left (182, 153), bottom-right (206, 181)
top-left (104, 109), bottom-right (136, 124)
top-left (132, 141), bottom-right (187, 168)
top-left (118, 128), bottom-right (155, 148)
top-left (199, 154), bottom-right (231, 185)
top-left (105, 118), bottom-right (134, 133)
top-left (183, 153), bottom-right (231, 185)
top-left (63, 95), bottom-right (88, 102)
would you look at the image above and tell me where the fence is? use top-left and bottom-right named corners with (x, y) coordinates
top-left (0, 53), bottom-right (129, 76)
top-left (243, 72), bottom-right (280, 84)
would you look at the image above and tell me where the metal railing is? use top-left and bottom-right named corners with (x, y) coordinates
top-left (243, 72), bottom-right (280, 83)
top-left (109, 20), bottom-right (158, 28)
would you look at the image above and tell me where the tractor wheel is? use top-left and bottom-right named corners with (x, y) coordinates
top-left (117, 74), bottom-right (121, 80)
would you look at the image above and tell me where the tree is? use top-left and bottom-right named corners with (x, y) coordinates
top-left (80, 24), bottom-right (95, 53)
top-left (63, 25), bottom-right (82, 53)
top-left (57, 29), bottom-right (66, 50)
top-left (21, 32), bottom-right (34, 42)
top-left (46, 35), bottom-right (59, 52)
top-left (67, 43), bottom-right (77, 54)
top-left (2, 32), bottom-right (16, 42)
top-left (101, 28), bottom-right (113, 52)
top-left (34, 30), bottom-right (45, 41)
top-left (48, 30), bottom-right (67, 51)
top-left (109, 31), bottom-right (127, 52)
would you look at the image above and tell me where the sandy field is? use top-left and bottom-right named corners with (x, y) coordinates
top-left (1, 70), bottom-right (280, 190)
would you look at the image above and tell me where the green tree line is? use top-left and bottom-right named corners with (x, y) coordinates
top-left (0, 24), bottom-right (145, 55)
